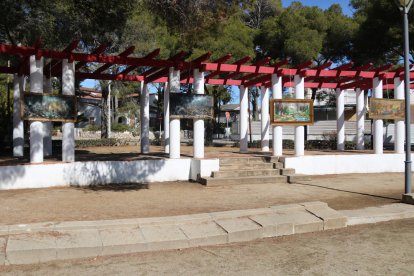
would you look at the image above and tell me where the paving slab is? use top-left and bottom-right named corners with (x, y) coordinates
top-left (173, 213), bottom-right (212, 225)
top-left (0, 237), bottom-right (6, 265)
top-left (179, 221), bottom-right (227, 247)
top-left (54, 221), bottom-right (98, 231)
top-left (249, 213), bottom-right (294, 237)
top-left (55, 229), bottom-right (102, 260)
top-left (140, 225), bottom-right (189, 251)
top-left (99, 227), bottom-right (147, 256)
top-left (0, 225), bottom-right (9, 236)
top-left (341, 203), bottom-right (414, 225)
top-left (9, 222), bottom-right (54, 234)
top-left (137, 216), bottom-right (177, 227)
top-left (272, 205), bottom-right (323, 234)
top-left (96, 219), bottom-right (139, 230)
top-left (214, 217), bottom-right (263, 243)
top-left (300, 202), bottom-right (347, 230)
top-left (6, 232), bottom-right (56, 264)
top-left (209, 208), bottom-right (275, 220)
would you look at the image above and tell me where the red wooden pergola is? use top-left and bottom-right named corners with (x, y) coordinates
top-left (0, 39), bottom-right (413, 91)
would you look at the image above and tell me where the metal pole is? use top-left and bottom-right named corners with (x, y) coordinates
top-left (403, 11), bottom-right (412, 194)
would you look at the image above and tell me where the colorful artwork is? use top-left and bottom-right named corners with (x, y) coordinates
top-left (270, 99), bottom-right (314, 125)
top-left (369, 98), bottom-right (405, 120)
top-left (22, 92), bottom-right (77, 122)
top-left (170, 93), bottom-right (214, 119)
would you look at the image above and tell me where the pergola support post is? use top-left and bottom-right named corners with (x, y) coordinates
top-left (240, 85), bottom-right (248, 152)
top-left (164, 82), bottom-right (170, 153)
top-left (394, 77), bottom-right (405, 154)
top-left (43, 76), bottom-right (52, 156)
top-left (336, 88), bottom-right (345, 151)
top-left (62, 59), bottom-right (75, 162)
top-left (272, 74), bottom-right (283, 156)
top-left (373, 77), bottom-right (383, 154)
top-left (193, 69), bottom-right (204, 158)
top-left (140, 81), bottom-right (150, 154)
top-left (261, 86), bottom-right (269, 152)
top-left (356, 87), bottom-right (365, 150)
top-left (29, 55), bottom-right (44, 163)
top-left (169, 67), bottom-right (181, 159)
top-left (294, 75), bottom-right (304, 156)
top-left (13, 74), bottom-right (24, 156)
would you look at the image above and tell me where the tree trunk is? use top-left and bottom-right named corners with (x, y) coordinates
top-left (100, 84), bottom-right (111, 138)
top-left (248, 91), bottom-right (252, 143)
top-left (114, 92), bottom-right (120, 124)
top-left (311, 88), bottom-right (317, 102)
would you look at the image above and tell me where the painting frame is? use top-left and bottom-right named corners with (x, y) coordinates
top-left (170, 93), bottom-right (214, 119)
top-left (270, 99), bottom-right (314, 125)
top-left (21, 91), bottom-right (77, 122)
top-left (369, 98), bottom-right (405, 120)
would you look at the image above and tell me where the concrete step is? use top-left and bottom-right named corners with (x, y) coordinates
top-left (286, 174), bottom-right (312, 183)
top-left (280, 168), bottom-right (295, 175)
top-left (212, 169), bottom-right (283, 178)
top-left (220, 162), bottom-right (277, 171)
top-left (199, 175), bottom-right (288, 186)
top-left (219, 156), bottom-right (279, 165)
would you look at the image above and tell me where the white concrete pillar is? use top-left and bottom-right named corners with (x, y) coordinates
top-left (336, 88), bottom-right (345, 151)
top-left (272, 74), bottom-right (283, 156)
top-left (294, 75), bottom-right (304, 156)
top-left (140, 82), bottom-right (150, 154)
top-left (261, 86), bottom-right (269, 151)
top-left (107, 84), bottom-right (111, 137)
top-left (29, 55), bottom-right (44, 163)
top-left (394, 77), bottom-right (405, 154)
top-left (164, 82), bottom-right (170, 153)
top-left (193, 69), bottom-right (205, 158)
top-left (13, 74), bottom-right (24, 156)
top-left (62, 59), bottom-right (75, 162)
top-left (240, 85), bottom-right (248, 152)
top-left (169, 67), bottom-right (181, 159)
top-left (356, 88), bottom-right (365, 150)
top-left (43, 76), bottom-right (52, 156)
top-left (373, 77), bottom-right (383, 154)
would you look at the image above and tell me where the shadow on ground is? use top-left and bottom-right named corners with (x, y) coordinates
top-left (76, 183), bottom-right (149, 193)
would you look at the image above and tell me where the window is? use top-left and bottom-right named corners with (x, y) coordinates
top-left (89, 117), bottom-right (95, 125)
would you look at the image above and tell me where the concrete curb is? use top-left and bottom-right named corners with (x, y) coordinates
top-left (2, 202), bottom-right (414, 265)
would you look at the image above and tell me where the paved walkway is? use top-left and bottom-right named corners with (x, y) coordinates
top-left (2, 201), bottom-right (414, 265)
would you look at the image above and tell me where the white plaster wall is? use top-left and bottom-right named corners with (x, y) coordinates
top-left (0, 159), bottom-right (192, 190)
top-left (280, 154), bottom-right (407, 175)
top-left (190, 159), bottom-right (220, 181)
top-left (77, 102), bottom-right (102, 128)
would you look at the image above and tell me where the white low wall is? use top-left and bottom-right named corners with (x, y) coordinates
top-left (280, 154), bottom-right (407, 175)
top-left (0, 158), bottom-right (219, 190)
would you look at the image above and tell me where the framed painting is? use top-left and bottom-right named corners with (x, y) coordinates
top-left (270, 99), bottom-right (314, 125)
top-left (170, 93), bottom-right (214, 119)
top-left (369, 98), bottom-right (405, 120)
top-left (21, 92), bottom-right (77, 122)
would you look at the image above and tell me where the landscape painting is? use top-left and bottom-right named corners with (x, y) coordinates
top-left (22, 92), bottom-right (77, 122)
top-left (369, 98), bottom-right (405, 120)
top-left (170, 94), bottom-right (214, 119)
top-left (270, 99), bottom-right (314, 125)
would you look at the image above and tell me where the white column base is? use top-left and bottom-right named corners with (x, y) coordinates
top-left (294, 126), bottom-right (304, 156)
top-left (62, 122), bottom-right (75, 162)
top-left (374, 119), bottom-right (383, 154)
top-left (273, 126), bottom-right (283, 156)
top-left (30, 122), bottom-right (44, 163)
top-left (194, 119), bottom-right (204, 158)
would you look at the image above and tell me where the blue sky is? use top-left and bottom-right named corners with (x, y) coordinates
top-left (81, 1), bottom-right (355, 103)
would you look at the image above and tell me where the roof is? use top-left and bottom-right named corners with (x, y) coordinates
top-left (221, 104), bottom-right (240, 111)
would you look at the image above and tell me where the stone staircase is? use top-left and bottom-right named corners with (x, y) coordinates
top-left (199, 157), bottom-right (311, 186)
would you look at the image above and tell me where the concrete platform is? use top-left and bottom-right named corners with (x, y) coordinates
top-left (2, 202), bottom-right (414, 265)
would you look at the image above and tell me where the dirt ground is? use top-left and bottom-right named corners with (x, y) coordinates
top-left (1, 219), bottom-right (414, 275)
top-left (0, 170), bottom-right (406, 226)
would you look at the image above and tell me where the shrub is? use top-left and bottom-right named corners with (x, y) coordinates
top-left (150, 139), bottom-right (161, 146)
top-left (205, 140), bottom-right (214, 147)
top-left (75, 138), bottom-right (126, 148)
top-left (83, 125), bottom-right (100, 132)
top-left (187, 140), bottom-right (194, 146)
top-left (111, 123), bottom-right (132, 132)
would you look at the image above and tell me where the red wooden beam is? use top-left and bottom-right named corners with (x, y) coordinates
top-left (205, 55), bottom-right (251, 79)
top-left (304, 62), bottom-right (352, 82)
top-left (44, 40), bottom-right (80, 78)
top-left (14, 38), bottom-right (43, 76)
top-left (334, 63), bottom-right (374, 84)
top-left (292, 60), bottom-right (314, 70)
top-left (180, 52), bottom-right (212, 82)
top-left (223, 57), bottom-right (271, 80)
top-left (75, 72), bottom-right (144, 82)
top-left (94, 46), bottom-right (135, 74)
top-left (75, 43), bottom-right (108, 71)
top-left (239, 58), bottom-right (290, 82)
top-left (144, 51), bottom-right (187, 83)
top-left (120, 48), bottom-right (161, 75)
top-left (340, 78), bottom-right (371, 90)
top-left (140, 50), bottom-right (185, 77)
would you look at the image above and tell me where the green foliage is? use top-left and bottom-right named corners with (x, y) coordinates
top-left (111, 123), bottom-right (132, 133)
top-left (83, 125), bottom-right (101, 132)
top-left (74, 138), bottom-right (128, 148)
